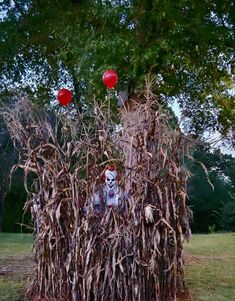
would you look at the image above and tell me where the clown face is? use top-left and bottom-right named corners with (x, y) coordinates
top-left (105, 169), bottom-right (117, 191)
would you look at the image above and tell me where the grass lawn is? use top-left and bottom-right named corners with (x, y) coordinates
top-left (184, 233), bottom-right (235, 301)
top-left (0, 233), bottom-right (33, 301)
top-left (0, 232), bottom-right (234, 300)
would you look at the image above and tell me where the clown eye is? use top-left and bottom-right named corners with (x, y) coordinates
top-left (111, 179), bottom-right (115, 182)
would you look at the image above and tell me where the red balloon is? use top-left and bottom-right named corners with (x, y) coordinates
top-left (57, 88), bottom-right (72, 106)
top-left (102, 69), bottom-right (118, 89)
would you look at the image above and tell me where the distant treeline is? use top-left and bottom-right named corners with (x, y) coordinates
top-left (187, 145), bottom-right (235, 233)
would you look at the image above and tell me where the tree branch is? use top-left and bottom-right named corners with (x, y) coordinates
top-left (12, 0), bottom-right (26, 17)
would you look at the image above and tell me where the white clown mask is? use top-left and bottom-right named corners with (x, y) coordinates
top-left (104, 168), bottom-right (117, 191)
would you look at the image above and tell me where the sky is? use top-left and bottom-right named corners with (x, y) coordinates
top-left (171, 101), bottom-right (235, 158)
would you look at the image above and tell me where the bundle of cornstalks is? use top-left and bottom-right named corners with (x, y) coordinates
top-left (2, 84), bottom-right (191, 301)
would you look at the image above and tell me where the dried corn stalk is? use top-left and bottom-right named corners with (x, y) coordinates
top-left (2, 83), bottom-right (191, 301)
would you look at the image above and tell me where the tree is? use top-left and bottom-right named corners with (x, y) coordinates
top-left (0, 120), bottom-right (18, 231)
top-left (2, 170), bottom-right (30, 233)
top-left (187, 144), bottom-right (235, 232)
top-left (219, 195), bottom-right (235, 231)
top-left (0, 0), bottom-right (234, 138)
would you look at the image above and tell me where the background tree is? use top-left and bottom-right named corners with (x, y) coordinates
top-left (0, 0), bottom-right (234, 137)
top-left (187, 145), bottom-right (235, 232)
top-left (219, 194), bottom-right (235, 231)
top-left (0, 0), bottom-right (234, 233)
top-left (2, 170), bottom-right (30, 233)
top-left (0, 119), bottom-right (19, 231)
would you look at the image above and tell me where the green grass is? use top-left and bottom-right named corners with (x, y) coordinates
top-left (0, 233), bottom-right (234, 300)
top-left (0, 233), bottom-right (33, 301)
top-left (184, 233), bottom-right (235, 301)
top-left (0, 233), bottom-right (32, 258)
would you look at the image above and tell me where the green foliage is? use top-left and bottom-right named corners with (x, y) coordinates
top-left (2, 171), bottom-right (30, 233)
top-left (0, 0), bottom-right (234, 136)
top-left (0, 121), bottom-right (19, 231)
top-left (219, 197), bottom-right (235, 231)
top-left (187, 145), bottom-right (235, 233)
top-left (208, 224), bottom-right (216, 234)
